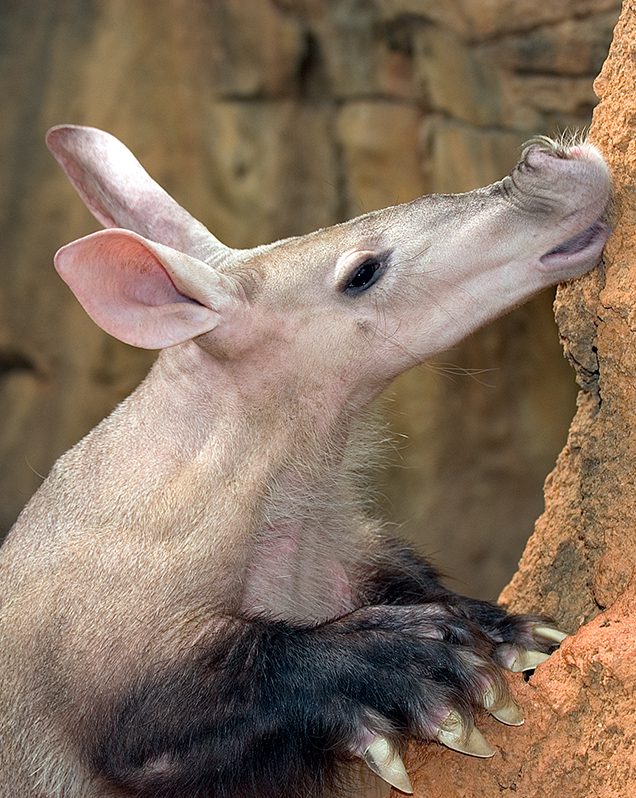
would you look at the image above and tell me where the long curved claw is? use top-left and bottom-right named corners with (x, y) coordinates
top-left (490, 700), bottom-right (524, 726)
top-left (363, 735), bottom-right (413, 794)
top-left (533, 625), bottom-right (568, 645)
top-left (509, 649), bottom-right (551, 673)
top-left (436, 711), bottom-right (495, 758)
top-left (483, 687), bottom-right (524, 726)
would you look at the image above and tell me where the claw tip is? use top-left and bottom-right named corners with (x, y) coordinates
top-left (533, 625), bottom-right (568, 645)
top-left (363, 736), bottom-right (413, 794)
top-left (437, 713), bottom-right (495, 759)
top-left (510, 650), bottom-right (551, 673)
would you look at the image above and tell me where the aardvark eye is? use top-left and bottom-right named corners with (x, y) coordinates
top-left (343, 258), bottom-right (385, 295)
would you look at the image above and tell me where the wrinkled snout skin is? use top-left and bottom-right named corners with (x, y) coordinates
top-left (0, 128), bottom-right (612, 798)
top-left (405, 143), bottom-right (611, 342)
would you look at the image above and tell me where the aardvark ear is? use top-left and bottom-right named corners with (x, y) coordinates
top-left (54, 229), bottom-right (242, 349)
top-left (46, 125), bottom-right (228, 263)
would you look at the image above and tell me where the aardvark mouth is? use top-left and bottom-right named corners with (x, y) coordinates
top-left (540, 219), bottom-right (610, 270)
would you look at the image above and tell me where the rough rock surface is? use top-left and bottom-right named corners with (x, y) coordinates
top-left (0, 0), bottom-right (619, 599)
top-left (398, 3), bottom-right (636, 794)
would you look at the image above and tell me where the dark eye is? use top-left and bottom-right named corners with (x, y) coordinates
top-left (343, 258), bottom-right (384, 295)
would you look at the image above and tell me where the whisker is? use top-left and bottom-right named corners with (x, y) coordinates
top-left (24, 456), bottom-right (46, 481)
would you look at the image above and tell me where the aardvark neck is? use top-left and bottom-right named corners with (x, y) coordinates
top-left (128, 342), bottom-right (370, 622)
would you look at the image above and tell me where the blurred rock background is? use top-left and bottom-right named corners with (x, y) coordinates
top-left (0, 0), bottom-right (620, 598)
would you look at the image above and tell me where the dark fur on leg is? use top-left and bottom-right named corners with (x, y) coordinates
top-left (360, 537), bottom-right (558, 657)
top-left (87, 606), bottom-right (507, 798)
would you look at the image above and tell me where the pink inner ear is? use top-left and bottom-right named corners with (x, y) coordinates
top-left (55, 231), bottom-right (219, 350)
top-left (114, 241), bottom-right (192, 307)
top-left (70, 234), bottom-right (195, 314)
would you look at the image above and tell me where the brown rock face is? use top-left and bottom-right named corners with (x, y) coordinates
top-left (399, 3), bottom-right (636, 795)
